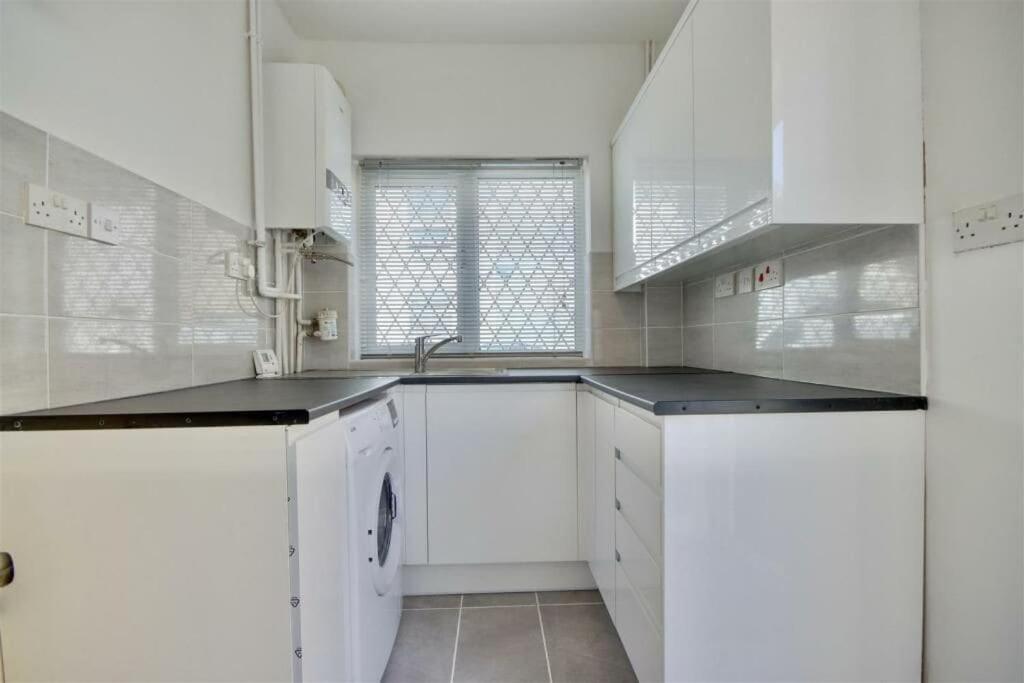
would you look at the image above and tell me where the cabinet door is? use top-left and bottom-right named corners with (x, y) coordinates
top-left (0, 427), bottom-right (292, 682)
top-left (426, 385), bottom-right (578, 564)
top-left (577, 390), bottom-right (596, 561)
top-left (642, 21), bottom-right (696, 255)
top-left (612, 111), bottom-right (643, 279)
top-left (592, 393), bottom-right (618, 617)
top-left (692, 0), bottom-right (771, 234)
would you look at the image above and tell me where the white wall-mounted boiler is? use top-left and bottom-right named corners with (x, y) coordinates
top-left (263, 62), bottom-right (354, 244)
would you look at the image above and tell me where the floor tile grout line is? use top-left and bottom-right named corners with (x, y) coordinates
top-left (449, 594), bottom-right (463, 683)
top-left (535, 592), bottom-right (554, 683)
top-left (403, 601), bottom-right (603, 612)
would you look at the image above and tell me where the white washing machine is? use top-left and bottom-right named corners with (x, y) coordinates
top-left (345, 397), bottom-right (403, 682)
top-left (295, 395), bottom-right (403, 683)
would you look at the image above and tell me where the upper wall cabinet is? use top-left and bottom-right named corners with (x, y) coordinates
top-left (611, 0), bottom-right (923, 289)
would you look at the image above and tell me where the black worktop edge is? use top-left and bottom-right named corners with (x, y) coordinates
top-left (1, 410), bottom-right (313, 431)
top-left (580, 377), bottom-right (928, 415)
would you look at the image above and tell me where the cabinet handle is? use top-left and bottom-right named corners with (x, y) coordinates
top-left (615, 550), bottom-right (621, 563)
top-left (615, 498), bottom-right (622, 511)
top-left (0, 552), bottom-right (13, 588)
top-left (614, 447), bottom-right (622, 460)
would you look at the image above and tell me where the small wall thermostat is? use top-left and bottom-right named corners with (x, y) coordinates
top-left (253, 349), bottom-right (281, 378)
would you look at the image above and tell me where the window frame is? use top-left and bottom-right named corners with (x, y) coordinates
top-left (355, 159), bottom-right (587, 359)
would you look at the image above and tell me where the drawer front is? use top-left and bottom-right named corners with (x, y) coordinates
top-left (616, 511), bottom-right (662, 628)
top-left (614, 407), bottom-right (662, 492)
top-left (616, 459), bottom-right (662, 561)
top-left (615, 563), bottom-right (664, 683)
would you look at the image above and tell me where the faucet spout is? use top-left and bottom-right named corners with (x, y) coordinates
top-left (413, 333), bottom-right (462, 373)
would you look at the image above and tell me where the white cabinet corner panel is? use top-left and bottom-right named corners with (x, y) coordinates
top-left (425, 384), bottom-right (578, 565)
top-left (661, 411), bottom-right (924, 682)
top-left (0, 427), bottom-right (294, 682)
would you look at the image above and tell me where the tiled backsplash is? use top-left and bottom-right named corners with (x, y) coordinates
top-left (302, 251), bottom-right (652, 369)
top-left (0, 112), bottom-right (273, 413)
top-left (682, 224), bottom-right (921, 394)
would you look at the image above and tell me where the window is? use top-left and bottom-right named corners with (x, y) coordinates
top-left (358, 160), bottom-right (585, 356)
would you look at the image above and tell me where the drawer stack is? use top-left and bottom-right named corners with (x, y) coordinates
top-left (613, 405), bottom-right (663, 682)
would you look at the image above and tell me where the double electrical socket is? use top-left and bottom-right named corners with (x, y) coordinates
top-left (953, 193), bottom-right (1023, 253)
top-left (27, 183), bottom-right (121, 245)
top-left (27, 183), bottom-right (87, 237)
top-left (714, 260), bottom-right (783, 298)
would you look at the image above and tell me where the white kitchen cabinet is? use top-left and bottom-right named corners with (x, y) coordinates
top-left (691, 0), bottom-right (771, 235)
top-left (0, 423), bottom-right (306, 682)
top-left (644, 20), bottom-right (696, 255)
top-left (612, 90), bottom-right (647, 278)
top-left (425, 384), bottom-right (578, 565)
top-left (577, 390), bottom-right (596, 561)
top-left (615, 563), bottom-right (664, 683)
top-left (611, 0), bottom-right (923, 288)
top-left (592, 392), bottom-right (618, 617)
top-left (583, 385), bottom-right (925, 683)
top-left (613, 22), bottom-right (695, 279)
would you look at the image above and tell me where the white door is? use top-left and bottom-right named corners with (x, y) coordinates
top-left (426, 384), bottom-right (578, 564)
top-left (592, 393), bottom-right (618, 618)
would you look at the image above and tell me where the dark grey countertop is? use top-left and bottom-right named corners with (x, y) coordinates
top-left (582, 373), bottom-right (927, 415)
top-left (0, 366), bottom-right (925, 430)
top-left (0, 376), bottom-right (400, 431)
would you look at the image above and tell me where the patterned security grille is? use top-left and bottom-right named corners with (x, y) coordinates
top-left (359, 160), bottom-right (585, 356)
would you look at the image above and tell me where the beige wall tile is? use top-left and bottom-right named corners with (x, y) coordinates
top-left (593, 328), bottom-right (643, 366)
top-left (1, 214), bottom-right (45, 315)
top-left (647, 327), bottom-right (682, 366)
top-left (0, 113), bottom-right (46, 218)
top-left (0, 315), bottom-right (48, 413)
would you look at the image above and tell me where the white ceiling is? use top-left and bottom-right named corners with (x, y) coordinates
top-left (277, 0), bottom-right (687, 44)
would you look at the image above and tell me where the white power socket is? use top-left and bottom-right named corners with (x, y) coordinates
top-left (26, 183), bottom-right (88, 237)
top-left (714, 272), bottom-right (736, 298)
top-left (736, 268), bottom-right (754, 294)
top-left (88, 203), bottom-right (121, 245)
top-left (754, 260), bottom-right (783, 291)
top-left (953, 193), bottom-right (1023, 253)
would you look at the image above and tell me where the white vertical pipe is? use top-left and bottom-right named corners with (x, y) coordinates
top-left (248, 0), bottom-right (299, 301)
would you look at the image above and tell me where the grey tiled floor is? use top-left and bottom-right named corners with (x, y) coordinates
top-left (383, 590), bottom-right (637, 683)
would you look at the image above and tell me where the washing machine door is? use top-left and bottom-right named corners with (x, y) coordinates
top-left (367, 448), bottom-right (402, 596)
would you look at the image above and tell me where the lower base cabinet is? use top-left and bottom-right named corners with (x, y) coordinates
top-left (615, 563), bottom-right (664, 683)
top-left (424, 384), bottom-right (578, 565)
top-left (580, 388), bottom-right (925, 683)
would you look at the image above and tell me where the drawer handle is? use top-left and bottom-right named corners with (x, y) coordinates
top-left (615, 550), bottom-right (621, 563)
top-left (614, 447), bottom-right (622, 460)
top-left (615, 498), bottom-right (622, 511)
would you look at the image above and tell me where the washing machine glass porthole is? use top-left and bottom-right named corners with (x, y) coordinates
top-left (376, 473), bottom-right (394, 566)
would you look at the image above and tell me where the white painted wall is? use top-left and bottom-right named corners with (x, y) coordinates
top-left (261, 0), bottom-right (305, 63)
top-left (0, 0), bottom-right (254, 225)
top-left (299, 40), bottom-right (644, 252)
top-left (921, 1), bottom-right (1023, 680)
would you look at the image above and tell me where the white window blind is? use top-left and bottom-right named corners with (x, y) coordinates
top-left (358, 159), bottom-right (585, 356)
